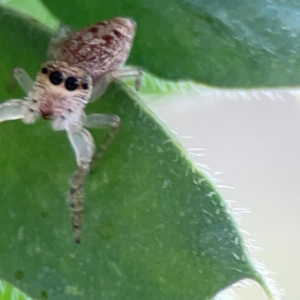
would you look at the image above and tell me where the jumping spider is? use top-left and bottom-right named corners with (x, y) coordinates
top-left (0, 17), bottom-right (142, 243)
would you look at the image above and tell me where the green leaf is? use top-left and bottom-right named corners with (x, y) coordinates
top-left (40, 0), bottom-right (300, 88)
top-left (0, 280), bottom-right (32, 300)
top-left (0, 5), bottom-right (274, 300)
top-left (0, 0), bottom-right (58, 29)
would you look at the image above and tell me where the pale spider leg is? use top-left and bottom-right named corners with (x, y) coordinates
top-left (9, 69), bottom-right (39, 124)
top-left (89, 68), bottom-right (143, 102)
top-left (67, 114), bottom-right (120, 243)
top-left (47, 24), bottom-right (73, 60)
top-left (13, 68), bottom-right (34, 93)
top-left (67, 127), bottom-right (95, 244)
top-left (0, 99), bottom-right (26, 121)
top-left (84, 114), bottom-right (121, 170)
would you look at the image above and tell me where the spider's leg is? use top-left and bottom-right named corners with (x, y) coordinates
top-left (0, 99), bottom-right (39, 124)
top-left (12, 69), bottom-right (39, 123)
top-left (89, 68), bottom-right (143, 102)
top-left (84, 114), bottom-right (121, 169)
top-left (83, 113), bottom-right (120, 130)
top-left (14, 68), bottom-right (34, 94)
top-left (67, 127), bottom-right (95, 244)
top-left (67, 114), bottom-right (120, 243)
top-left (47, 24), bottom-right (73, 60)
top-left (0, 99), bottom-right (28, 122)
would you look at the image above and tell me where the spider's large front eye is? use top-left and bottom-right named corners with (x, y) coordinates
top-left (49, 71), bottom-right (64, 85)
top-left (65, 77), bottom-right (79, 91)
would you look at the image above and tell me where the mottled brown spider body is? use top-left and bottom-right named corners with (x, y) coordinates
top-left (56, 18), bottom-right (136, 82)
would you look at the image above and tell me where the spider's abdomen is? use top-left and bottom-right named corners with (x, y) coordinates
top-left (56, 17), bottom-right (136, 81)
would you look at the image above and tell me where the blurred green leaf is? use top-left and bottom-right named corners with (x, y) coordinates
top-left (0, 0), bottom-right (58, 29)
top-left (40, 0), bottom-right (300, 88)
top-left (0, 280), bottom-right (32, 300)
top-left (0, 4), bottom-right (274, 300)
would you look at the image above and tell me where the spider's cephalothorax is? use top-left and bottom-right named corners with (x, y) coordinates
top-left (0, 17), bottom-right (142, 243)
top-left (28, 61), bottom-right (92, 131)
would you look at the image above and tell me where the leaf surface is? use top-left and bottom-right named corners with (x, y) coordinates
top-left (40, 0), bottom-right (300, 87)
top-left (0, 5), bottom-right (273, 300)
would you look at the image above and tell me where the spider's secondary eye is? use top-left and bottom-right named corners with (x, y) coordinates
top-left (49, 71), bottom-right (64, 85)
top-left (82, 82), bottom-right (89, 90)
top-left (65, 77), bottom-right (79, 91)
top-left (41, 67), bottom-right (48, 74)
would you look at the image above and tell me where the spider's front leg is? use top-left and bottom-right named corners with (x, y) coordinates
top-left (0, 99), bottom-right (27, 122)
top-left (67, 113), bottom-right (120, 243)
top-left (67, 127), bottom-right (95, 244)
top-left (14, 67), bottom-right (34, 93)
top-left (0, 68), bottom-right (37, 123)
